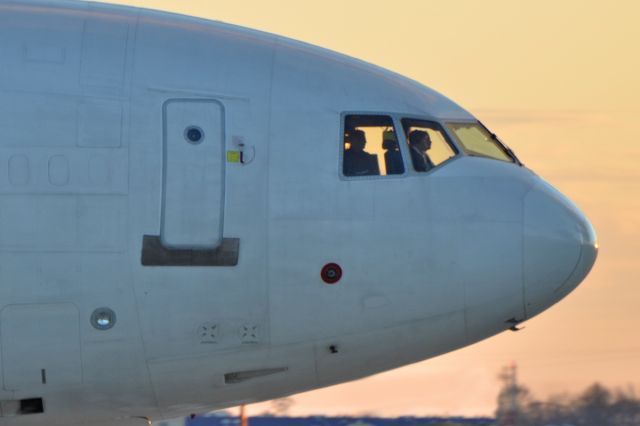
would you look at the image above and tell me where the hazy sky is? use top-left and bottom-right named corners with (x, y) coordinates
top-left (100, 0), bottom-right (640, 417)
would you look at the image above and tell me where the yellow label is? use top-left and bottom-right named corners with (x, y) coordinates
top-left (226, 151), bottom-right (240, 163)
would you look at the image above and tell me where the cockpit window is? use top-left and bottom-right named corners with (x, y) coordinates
top-left (401, 119), bottom-right (457, 172)
top-left (343, 115), bottom-right (404, 177)
top-left (446, 122), bottom-right (515, 163)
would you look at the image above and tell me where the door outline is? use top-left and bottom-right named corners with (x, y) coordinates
top-left (160, 98), bottom-right (226, 250)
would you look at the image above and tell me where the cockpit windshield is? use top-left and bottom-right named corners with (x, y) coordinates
top-left (446, 122), bottom-right (517, 163)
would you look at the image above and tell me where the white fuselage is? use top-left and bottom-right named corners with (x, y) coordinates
top-left (0, 1), bottom-right (597, 425)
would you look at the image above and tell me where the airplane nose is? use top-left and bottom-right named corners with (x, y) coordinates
top-left (523, 180), bottom-right (598, 319)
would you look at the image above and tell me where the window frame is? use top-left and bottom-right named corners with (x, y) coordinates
top-left (339, 113), bottom-right (505, 180)
top-left (399, 116), bottom-right (461, 175)
top-left (444, 119), bottom-right (522, 165)
top-left (339, 112), bottom-right (410, 180)
top-left (478, 120), bottom-right (523, 166)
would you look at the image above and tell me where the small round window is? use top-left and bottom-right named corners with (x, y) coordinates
top-left (184, 126), bottom-right (205, 144)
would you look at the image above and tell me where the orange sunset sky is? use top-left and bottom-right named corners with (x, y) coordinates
top-left (98, 0), bottom-right (640, 417)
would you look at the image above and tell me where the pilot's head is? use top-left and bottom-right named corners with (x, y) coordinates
top-left (409, 130), bottom-right (431, 152)
top-left (348, 130), bottom-right (366, 152)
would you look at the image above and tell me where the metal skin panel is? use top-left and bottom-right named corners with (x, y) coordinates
top-left (161, 99), bottom-right (225, 250)
top-left (0, 1), bottom-right (597, 425)
top-left (1, 304), bottom-right (82, 390)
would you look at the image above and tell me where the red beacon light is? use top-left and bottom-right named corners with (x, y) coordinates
top-left (321, 263), bottom-right (342, 284)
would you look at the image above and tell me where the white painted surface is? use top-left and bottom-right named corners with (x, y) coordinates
top-left (161, 99), bottom-right (225, 249)
top-left (0, 1), bottom-right (597, 425)
top-left (1, 304), bottom-right (82, 390)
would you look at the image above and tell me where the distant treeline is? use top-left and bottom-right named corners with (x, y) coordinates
top-left (186, 416), bottom-right (494, 426)
top-left (496, 382), bottom-right (640, 426)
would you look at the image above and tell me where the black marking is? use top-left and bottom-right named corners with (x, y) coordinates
top-left (224, 367), bottom-right (288, 384)
top-left (19, 398), bottom-right (44, 415)
top-left (506, 317), bottom-right (525, 332)
top-left (141, 236), bottom-right (239, 267)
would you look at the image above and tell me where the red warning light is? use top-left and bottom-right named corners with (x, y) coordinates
top-left (321, 263), bottom-right (342, 284)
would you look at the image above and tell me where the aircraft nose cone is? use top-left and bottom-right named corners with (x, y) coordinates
top-left (524, 181), bottom-right (598, 318)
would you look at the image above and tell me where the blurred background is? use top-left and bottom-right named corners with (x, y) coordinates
top-left (97, 0), bottom-right (640, 418)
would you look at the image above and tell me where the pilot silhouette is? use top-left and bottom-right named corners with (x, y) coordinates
top-left (408, 130), bottom-right (434, 172)
top-left (343, 130), bottom-right (380, 176)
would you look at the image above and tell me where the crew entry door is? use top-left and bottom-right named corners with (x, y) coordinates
top-left (162, 99), bottom-right (225, 249)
